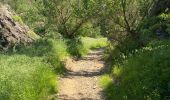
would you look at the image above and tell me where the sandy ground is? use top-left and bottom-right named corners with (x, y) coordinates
top-left (55, 49), bottom-right (105, 100)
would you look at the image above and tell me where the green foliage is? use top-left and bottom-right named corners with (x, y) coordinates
top-left (3, 1), bottom-right (170, 100)
top-left (100, 75), bottom-right (112, 88)
top-left (105, 37), bottom-right (141, 67)
top-left (12, 15), bottom-right (23, 24)
top-left (81, 37), bottom-right (108, 50)
top-left (0, 54), bottom-right (56, 100)
top-left (0, 37), bottom-right (70, 100)
top-left (67, 37), bottom-right (108, 57)
top-left (5, 0), bottom-right (46, 35)
top-left (66, 37), bottom-right (86, 58)
top-left (103, 41), bottom-right (170, 100)
top-left (16, 38), bottom-right (69, 73)
top-left (27, 30), bottom-right (40, 40)
top-left (78, 23), bottom-right (101, 37)
top-left (138, 13), bottom-right (170, 45)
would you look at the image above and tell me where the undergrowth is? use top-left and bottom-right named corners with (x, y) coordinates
top-left (0, 37), bottom-right (69, 100)
top-left (67, 37), bottom-right (108, 58)
top-left (0, 54), bottom-right (56, 100)
top-left (16, 38), bottom-right (69, 73)
top-left (101, 40), bottom-right (170, 100)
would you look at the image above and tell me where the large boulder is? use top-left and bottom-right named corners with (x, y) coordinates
top-left (0, 4), bottom-right (38, 50)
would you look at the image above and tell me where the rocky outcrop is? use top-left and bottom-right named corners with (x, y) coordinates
top-left (0, 4), bottom-right (38, 50)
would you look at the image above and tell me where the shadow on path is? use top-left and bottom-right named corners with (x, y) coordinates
top-left (55, 48), bottom-right (107, 100)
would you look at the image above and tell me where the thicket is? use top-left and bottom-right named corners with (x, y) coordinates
top-left (101, 0), bottom-right (170, 99)
top-left (102, 41), bottom-right (170, 100)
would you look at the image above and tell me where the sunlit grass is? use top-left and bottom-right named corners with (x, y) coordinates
top-left (0, 54), bottom-right (56, 100)
top-left (81, 37), bottom-right (108, 56)
top-left (81, 37), bottom-right (108, 49)
top-left (100, 75), bottom-right (112, 88)
top-left (67, 37), bottom-right (108, 57)
top-left (0, 38), bottom-right (69, 100)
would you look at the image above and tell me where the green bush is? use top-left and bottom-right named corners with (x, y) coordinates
top-left (106, 13), bottom-right (170, 66)
top-left (66, 37), bottom-right (85, 58)
top-left (105, 37), bottom-right (141, 67)
top-left (138, 13), bottom-right (170, 45)
top-left (0, 54), bottom-right (56, 100)
top-left (102, 41), bottom-right (170, 100)
top-left (77, 23), bottom-right (101, 37)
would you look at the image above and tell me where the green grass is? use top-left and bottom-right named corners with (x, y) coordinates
top-left (12, 15), bottom-right (24, 24)
top-left (27, 30), bottom-right (40, 40)
top-left (81, 37), bottom-right (108, 49)
top-left (102, 40), bottom-right (170, 100)
top-left (67, 37), bottom-right (108, 57)
top-left (0, 36), bottom-right (107, 100)
top-left (100, 75), bottom-right (112, 88)
top-left (17, 38), bottom-right (69, 73)
top-left (0, 54), bottom-right (56, 100)
top-left (0, 38), bottom-right (69, 100)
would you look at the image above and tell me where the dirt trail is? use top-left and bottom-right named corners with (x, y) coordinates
top-left (57, 48), bottom-right (105, 100)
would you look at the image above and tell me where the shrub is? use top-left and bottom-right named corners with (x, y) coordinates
top-left (103, 41), bottom-right (170, 100)
top-left (66, 37), bottom-right (85, 58)
top-left (106, 14), bottom-right (170, 66)
top-left (138, 13), bottom-right (170, 45)
top-left (77, 23), bottom-right (101, 38)
top-left (0, 54), bottom-right (56, 100)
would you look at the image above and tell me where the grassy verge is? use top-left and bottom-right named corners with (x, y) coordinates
top-left (16, 38), bottom-right (69, 73)
top-left (101, 41), bottom-right (170, 100)
top-left (0, 54), bottom-right (56, 100)
top-left (0, 38), bottom-right (69, 100)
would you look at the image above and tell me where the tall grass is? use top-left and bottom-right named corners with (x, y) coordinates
top-left (67, 37), bottom-right (108, 57)
top-left (16, 38), bottom-right (69, 73)
top-left (0, 38), bottom-right (69, 100)
top-left (0, 54), bottom-right (56, 100)
top-left (81, 37), bottom-right (108, 49)
top-left (101, 41), bottom-right (170, 100)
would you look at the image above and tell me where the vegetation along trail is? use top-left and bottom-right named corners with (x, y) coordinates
top-left (57, 48), bottom-right (106, 100)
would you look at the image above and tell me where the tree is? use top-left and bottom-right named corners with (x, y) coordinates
top-left (96, 0), bottom-right (154, 44)
top-left (42, 0), bottom-right (103, 38)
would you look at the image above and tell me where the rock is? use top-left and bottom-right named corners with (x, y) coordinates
top-left (0, 4), bottom-right (38, 50)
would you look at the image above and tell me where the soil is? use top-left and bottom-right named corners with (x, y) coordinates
top-left (51, 48), bottom-right (106, 100)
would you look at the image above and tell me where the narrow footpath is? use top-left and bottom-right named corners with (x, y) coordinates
top-left (57, 48), bottom-right (105, 100)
